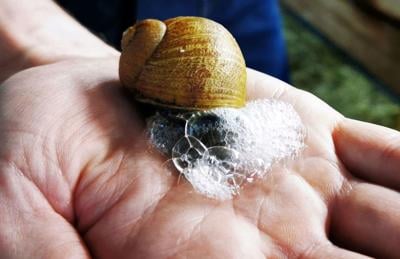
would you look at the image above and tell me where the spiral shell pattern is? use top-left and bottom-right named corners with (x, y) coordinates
top-left (119, 16), bottom-right (247, 110)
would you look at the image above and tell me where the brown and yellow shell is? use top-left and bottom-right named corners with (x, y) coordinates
top-left (119, 16), bottom-right (247, 110)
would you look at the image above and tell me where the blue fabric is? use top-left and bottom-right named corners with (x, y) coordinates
top-left (137, 0), bottom-right (290, 82)
top-left (58, 0), bottom-right (137, 47)
top-left (59, 0), bottom-right (289, 82)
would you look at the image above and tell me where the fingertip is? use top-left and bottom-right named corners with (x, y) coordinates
top-left (333, 118), bottom-right (400, 190)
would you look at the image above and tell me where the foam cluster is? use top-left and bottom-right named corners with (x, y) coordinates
top-left (148, 99), bottom-right (306, 200)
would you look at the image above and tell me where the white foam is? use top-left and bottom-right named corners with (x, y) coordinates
top-left (183, 164), bottom-right (233, 200)
top-left (149, 99), bottom-right (306, 200)
top-left (213, 99), bottom-right (306, 174)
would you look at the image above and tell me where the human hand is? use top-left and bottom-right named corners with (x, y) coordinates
top-left (0, 55), bottom-right (399, 259)
top-left (0, 0), bottom-right (118, 83)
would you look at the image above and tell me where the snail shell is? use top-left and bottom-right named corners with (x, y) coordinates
top-left (119, 16), bottom-right (247, 110)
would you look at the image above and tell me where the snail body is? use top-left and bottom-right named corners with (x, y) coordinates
top-left (119, 16), bottom-right (247, 110)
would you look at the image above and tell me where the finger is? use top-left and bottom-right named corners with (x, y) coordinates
top-left (246, 69), bottom-right (343, 131)
top-left (330, 182), bottom-right (400, 258)
top-left (0, 163), bottom-right (89, 258)
top-left (304, 242), bottom-right (371, 259)
top-left (333, 118), bottom-right (400, 190)
top-left (246, 68), bottom-right (291, 100)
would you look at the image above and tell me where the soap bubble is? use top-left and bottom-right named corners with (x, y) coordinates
top-left (172, 136), bottom-right (207, 172)
top-left (187, 109), bottom-right (249, 149)
top-left (148, 113), bottom-right (186, 156)
top-left (183, 146), bottom-right (244, 198)
top-left (202, 146), bottom-right (241, 189)
top-left (182, 165), bottom-right (233, 200)
top-left (203, 146), bottom-right (239, 170)
top-left (147, 99), bottom-right (306, 200)
top-left (236, 158), bottom-right (268, 182)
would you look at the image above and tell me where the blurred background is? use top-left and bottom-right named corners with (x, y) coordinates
top-left (280, 0), bottom-right (400, 130)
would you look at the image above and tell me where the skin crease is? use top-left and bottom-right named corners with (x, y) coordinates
top-left (0, 56), bottom-right (400, 259)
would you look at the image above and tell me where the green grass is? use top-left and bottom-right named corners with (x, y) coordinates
top-left (282, 13), bottom-right (400, 130)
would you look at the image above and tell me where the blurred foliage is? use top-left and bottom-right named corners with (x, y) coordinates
top-left (282, 12), bottom-right (400, 130)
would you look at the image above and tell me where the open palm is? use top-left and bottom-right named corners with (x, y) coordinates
top-left (0, 56), bottom-right (399, 259)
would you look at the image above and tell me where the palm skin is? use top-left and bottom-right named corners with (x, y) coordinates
top-left (0, 56), bottom-right (399, 259)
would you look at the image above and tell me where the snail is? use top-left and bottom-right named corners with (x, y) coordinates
top-left (119, 16), bottom-right (247, 110)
